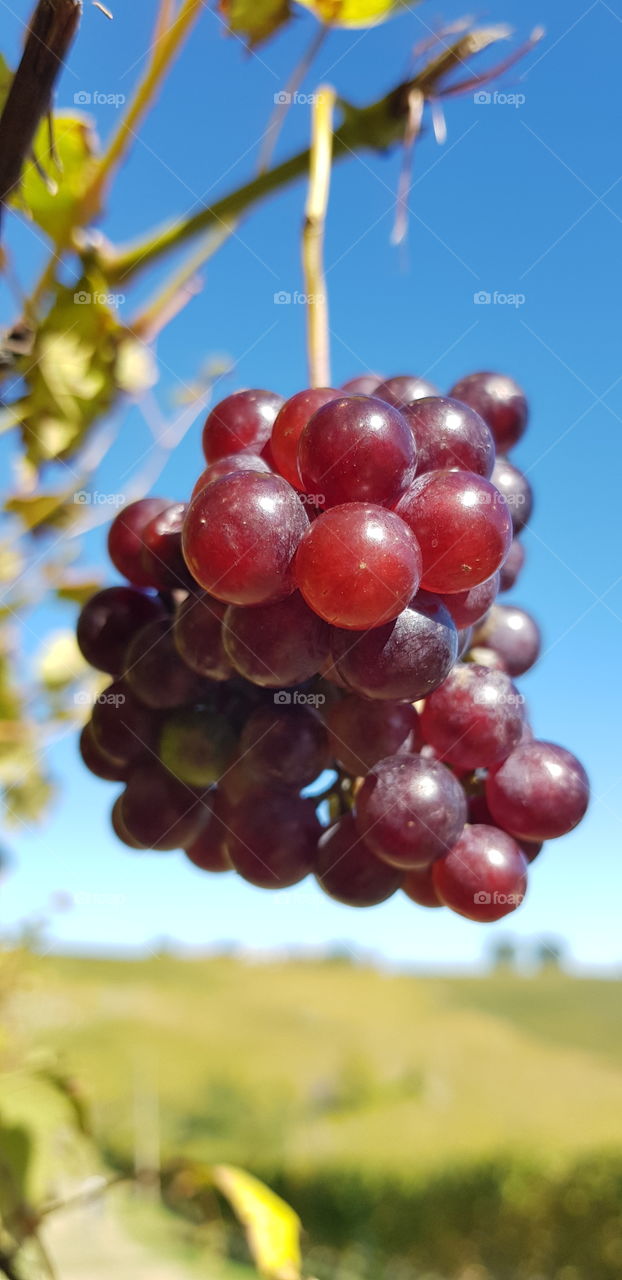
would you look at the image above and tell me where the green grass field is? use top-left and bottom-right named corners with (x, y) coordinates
top-left (8, 950), bottom-right (622, 1177)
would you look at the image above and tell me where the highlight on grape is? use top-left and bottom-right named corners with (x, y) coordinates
top-left (76, 372), bottom-right (589, 924)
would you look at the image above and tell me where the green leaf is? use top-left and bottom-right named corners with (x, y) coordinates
top-left (0, 1066), bottom-right (94, 1219)
top-left (0, 55), bottom-right (13, 116)
top-left (4, 492), bottom-right (81, 534)
top-left (213, 1164), bottom-right (302, 1280)
top-left (297, 0), bottom-right (418, 26)
top-left (219, 0), bottom-right (292, 45)
top-left (10, 114), bottom-right (99, 245)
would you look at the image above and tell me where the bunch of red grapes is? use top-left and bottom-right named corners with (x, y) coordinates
top-left (76, 370), bottom-right (589, 923)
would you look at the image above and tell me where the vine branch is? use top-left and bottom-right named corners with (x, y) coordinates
top-left (303, 85), bottom-right (335, 389)
top-left (0, 0), bottom-right (82, 233)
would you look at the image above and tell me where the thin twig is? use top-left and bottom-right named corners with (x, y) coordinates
top-left (303, 85), bottom-right (335, 389)
top-left (258, 23), bottom-right (329, 174)
top-left (0, 0), bottom-right (82, 232)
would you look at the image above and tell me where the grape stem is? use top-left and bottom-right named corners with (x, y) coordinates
top-left (303, 86), bottom-right (335, 389)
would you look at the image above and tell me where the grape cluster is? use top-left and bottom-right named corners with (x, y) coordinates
top-left (76, 371), bottom-right (589, 923)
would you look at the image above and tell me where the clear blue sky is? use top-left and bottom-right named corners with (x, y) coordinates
top-left (1, 0), bottom-right (621, 970)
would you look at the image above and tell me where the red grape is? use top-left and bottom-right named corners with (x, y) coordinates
top-left (355, 754), bottom-right (467, 868)
top-left (239, 703), bottom-right (330, 788)
top-left (192, 453), bottom-right (272, 499)
top-left (403, 396), bottom-right (495, 478)
top-left (226, 787), bottom-right (319, 888)
top-left (499, 539), bottom-right (525, 592)
top-left (183, 790), bottom-right (233, 872)
top-left (473, 604), bottom-right (541, 677)
top-left (107, 498), bottom-right (170, 587)
top-left (298, 396), bottom-right (416, 507)
top-left (325, 696), bottom-right (419, 776)
top-left (79, 723), bottom-right (129, 782)
top-left (223, 593), bottom-right (330, 688)
top-left (331, 592), bottom-right (457, 701)
top-left (486, 741), bottom-right (589, 840)
top-left (120, 761), bottom-right (207, 851)
top-left (140, 502), bottom-right (195, 591)
top-left (375, 375), bottom-right (438, 406)
top-left (315, 814), bottom-right (403, 906)
top-left (182, 472), bottom-right (309, 606)
top-left (90, 680), bottom-right (159, 768)
top-left (202, 389), bottom-right (283, 463)
top-left (125, 618), bottom-right (206, 709)
top-left (77, 587), bottom-right (164, 674)
top-left (341, 374), bottom-right (382, 394)
top-left (111, 796), bottom-right (148, 849)
top-left (492, 457), bottom-right (533, 533)
top-left (435, 573), bottom-right (500, 629)
top-left (295, 503), bottom-right (422, 629)
top-left (468, 791), bottom-right (543, 862)
top-left (173, 591), bottom-right (232, 680)
top-left (271, 387), bottom-right (339, 489)
top-left (421, 664), bottom-right (525, 770)
top-left (449, 372), bottom-right (528, 454)
top-left (433, 824), bottom-right (528, 921)
top-left (395, 470), bottom-right (512, 594)
top-left (403, 863), bottom-right (444, 908)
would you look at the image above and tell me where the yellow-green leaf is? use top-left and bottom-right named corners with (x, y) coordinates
top-left (11, 114), bottom-right (99, 245)
top-left (213, 1164), bottom-right (302, 1279)
top-left (298, 0), bottom-right (416, 25)
top-left (219, 0), bottom-right (292, 45)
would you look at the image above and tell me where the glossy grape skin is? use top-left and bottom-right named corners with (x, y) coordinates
top-left (192, 453), bottom-right (272, 500)
top-left (226, 787), bottom-right (319, 888)
top-left (184, 791), bottom-right (233, 873)
top-left (158, 709), bottom-right (236, 787)
top-left (140, 502), bottom-right (196, 591)
top-left (79, 723), bottom-right (129, 782)
top-left (271, 388), bottom-right (339, 489)
top-left (298, 396), bottom-right (416, 508)
top-left (468, 791), bottom-right (543, 862)
top-left (355, 754), bottom-right (467, 869)
top-left (173, 592), bottom-right (232, 681)
top-left (341, 374), bottom-right (382, 395)
top-left (90, 680), bottom-right (159, 768)
top-left (315, 815), bottom-right (402, 906)
top-left (239, 704), bottom-right (330, 788)
top-left (182, 472), bottom-right (309, 606)
top-left (473, 604), bottom-right (541, 677)
top-left (119, 762), bottom-right (206, 851)
top-left (125, 618), bottom-right (206, 709)
top-left (449, 372), bottom-right (528, 454)
top-left (395, 470), bottom-right (512, 594)
top-left (486, 741), bottom-right (589, 841)
top-left (201, 389), bottom-right (283, 463)
top-left (375, 375), bottom-right (439, 407)
top-left (331, 593), bottom-right (458, 702)
top-left (403, 863), bottom-right (444, 908)
top-left (111, 796), bottom-right (148, 850)
top-left (77, 587), bottom-right (165, 674)
top-left (433, 824), bottom-right (528, 922)
top-left (421, 663), bottom-right (525, 771)
top-left (499, 539), bottom-right (525, 592)
top-left (107, 498), bottom-right (171, 587)
top-left (492, 457), bottom-right (533, 533)
top-left (403, 396), bottom-right (495, 478)
top-left (435, 572), bottom-right (500, 630)
top-left (324, 696), bottom-right (420, 776)
top-left (295, 503), bottom-right (422, 630)
top-left (223, 593), bottom-right (330, 688)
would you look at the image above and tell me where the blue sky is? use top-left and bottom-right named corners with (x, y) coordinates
top-left (1, 0), bottom-right (621, 969)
